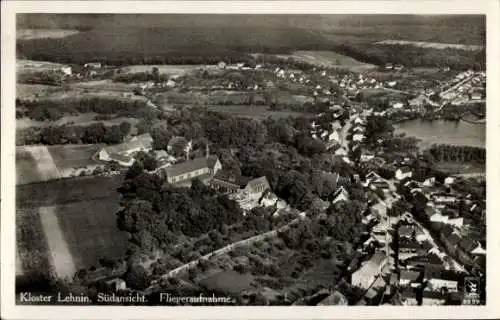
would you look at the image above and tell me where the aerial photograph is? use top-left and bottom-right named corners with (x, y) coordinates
top-left (15, 14), bottom-right (486, 306)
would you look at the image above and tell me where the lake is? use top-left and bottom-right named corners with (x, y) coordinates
top-left (394, 119), bottom-right (486, 150)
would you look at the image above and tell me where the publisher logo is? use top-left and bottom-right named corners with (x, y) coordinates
top-left (463, 277), bottom-right (481, 305)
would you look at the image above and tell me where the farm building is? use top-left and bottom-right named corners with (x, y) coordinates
top-left (60, 66), bottom-right (72, 75)
top-left (98, 134), bottom-right (153, 166)
top-left (84, 62), bottom-right (102, 69)
top-left (160, 155), bottom-right (222, 187)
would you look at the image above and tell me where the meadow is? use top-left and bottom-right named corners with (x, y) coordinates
top-left (47, 144), bottom-right (102, 170)
top-left (122, 65), bottom-right (206, 76)
top-left (375, 40), bottom-right (484, 51)
top-left (16, 144), bottom-right (105, 185)
top-left (16, 175), bottom-right (127, 279)
top-left (17, 28), bottom-right (80, 40)
top-left (276, 51), bottom-right (376, 71)
top-left (16, 146), bottom-right (62, 185)
top-left (54, 198), bottom-right (129, 270)
top-left (16, 174), bottom-right (123, 207)
top-left (203, 105), bottom-right (309, 119)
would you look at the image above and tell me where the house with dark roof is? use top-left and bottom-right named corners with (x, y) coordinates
top-left (161, 155), bottom-right (221, 187)
top-left (371, 180), bottom-right (391, 191)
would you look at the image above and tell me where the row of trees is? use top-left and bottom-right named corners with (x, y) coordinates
top-left (16, 97), bottom-right (154, 122)
top-left (428, 144), bottom-right (485, 164)
top-left (16, 122), bottom-right (131, 145)
top-left (18, 70), bottom-right (64, 86)
top-left (113, 71), bottom-right (169, 84)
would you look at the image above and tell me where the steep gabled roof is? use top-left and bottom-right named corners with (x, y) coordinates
top-left (244, 176), bottom-right (270, 193)
top-left (108, 153), bottom-right (134, 163)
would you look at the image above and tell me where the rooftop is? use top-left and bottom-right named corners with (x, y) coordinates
top-left (165, 155), bottom-right (219, 178)
top-left (102, 134), bottom-right (153, 155)
top-left (400, 270), bottom-right (421, 282)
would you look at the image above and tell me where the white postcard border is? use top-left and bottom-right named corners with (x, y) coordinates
top-left (2, 1), bottom-right (499, 319)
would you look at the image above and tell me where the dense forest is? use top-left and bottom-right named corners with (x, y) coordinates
top-left (17, 21), bottom-right (485, 70)
top-left (331, 43), bottom-right (485, 70)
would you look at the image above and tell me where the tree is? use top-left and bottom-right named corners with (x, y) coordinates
top-left (125, 161), bottom-right (144, 180)
top-left (169, 136), bottom-right (189, 158)
top-left (124, 265), bottom-right (150, 290)
top-left (83, 123), bottom-right (107, 143)
top-left (388, 199), bottom-right (411, 217)
top-left (141, 154), bottom-right (158, 171)
top-left (119, 122), bottom-right (132, 137)
top-left (152, 67), bottom-right (160, 83)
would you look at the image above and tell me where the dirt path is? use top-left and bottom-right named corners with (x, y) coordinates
top-left (39, 206), bottom-right (76, 280)
top-left (26, 145), bottom-right (62, 181)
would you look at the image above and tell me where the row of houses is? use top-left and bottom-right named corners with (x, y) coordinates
top-left (399, 178), bottom-right (486, 274)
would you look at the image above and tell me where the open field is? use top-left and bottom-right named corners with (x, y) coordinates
top-left (17, 59), bottom-right (66, 72)
top-left (16, 148), bottom-right (44, 185)
top-left (17, 174), bottom-right (124, 207)
top-left (121, 65), bottom-right (207, 76)
top-left (375, 40), bottom-right (484, 51)
top-left (276, 51), bottom-right (377, 71)
top-left (16, 144), bottom-right (107, 185)
top-left (16, 175), bottom-right (127, 277)
top-left (16, 145), bottom-right (61, 185)
top-left (16, 207), bottom-right (52, 276)
top-left (39, 206), bottom-right (76, 279)
top-left (17, 84), bottom-right (65, 100)
top-left (47, 144), bottom-right (102, 170)
top-left (17, 28), bottom-right (80, 40)
top-left (54, 199), bottom-right (129, 269)
top-left (203, 105), bottom-right (310, 119)
top-left (433, 161), bottom-right (485, 175)
top-left (69, 80), bottom-right (139, 93)
top-left (17, 198), bottom-right (127, 278)
top-left (17, 82), bottom-right (142, 101)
